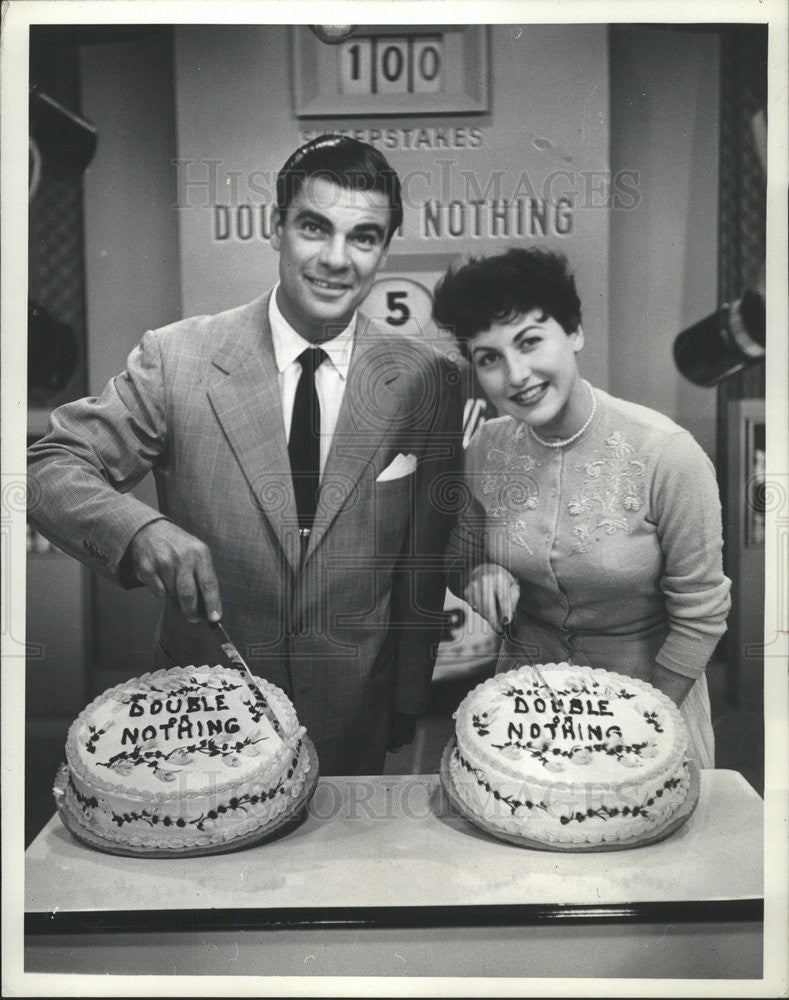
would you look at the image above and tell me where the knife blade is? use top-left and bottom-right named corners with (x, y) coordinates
top-left (498, 618), bottom-right (558, 700)
top-left (527, 662), bottom-right (559, 702)
top-left (208, 619), bottom-right (295, 752)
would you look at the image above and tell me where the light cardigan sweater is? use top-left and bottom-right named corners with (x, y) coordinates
top-left (447, 387), bottom-right (731, 764)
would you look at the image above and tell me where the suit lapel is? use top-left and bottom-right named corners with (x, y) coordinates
top-left (207, 294), bottom-right (302, 572)
top-left (307, 316), bottom-right (404, 558)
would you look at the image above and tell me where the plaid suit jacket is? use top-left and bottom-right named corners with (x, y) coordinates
top-left (28, 293), bottom-right (465, 773)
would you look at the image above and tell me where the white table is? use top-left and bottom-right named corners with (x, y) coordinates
top-left (25, 770), bottom-right (763, 979)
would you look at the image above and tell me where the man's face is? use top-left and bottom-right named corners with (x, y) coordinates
top-left (271, 176), bottom-right (392, 342)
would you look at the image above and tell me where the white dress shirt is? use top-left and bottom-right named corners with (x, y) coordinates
top-left (269, 285), bottom-right (355, 477)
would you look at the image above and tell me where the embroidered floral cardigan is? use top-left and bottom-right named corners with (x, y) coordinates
top-left (448, 387), bottom-right (731, 681)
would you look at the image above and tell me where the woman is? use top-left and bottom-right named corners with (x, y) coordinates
top-left (433, 248), bottom-right (730, 768)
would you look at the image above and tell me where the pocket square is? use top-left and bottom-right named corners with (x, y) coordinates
top-left (377, 452), bottom-right (417, 482)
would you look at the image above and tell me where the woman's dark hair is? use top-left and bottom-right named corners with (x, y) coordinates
top-left (432, 247), bottom-right (582, 350)
top-left (276, 135), bottom-right (403, 245)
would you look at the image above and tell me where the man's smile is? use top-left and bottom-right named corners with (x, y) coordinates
top-left (304, 275), bottom-right (353, 293)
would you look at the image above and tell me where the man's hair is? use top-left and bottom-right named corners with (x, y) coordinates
top-left (276, 135), bottom-right (403, 245)
top-left (432, 247), bottom-right (583, 349)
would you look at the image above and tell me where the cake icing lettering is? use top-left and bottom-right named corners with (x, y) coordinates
top-left (115, 682), bottom-right (244, 748)
top-left (121, 714), bottom-right (240, 746)
top-left (511, 693), bottom-right (613, 716)
top-left (128, 692), bottom-right (229, 717)
top-left (507, 721), bottom-right (543, 741)
top-left (496, 714), bottom-right (625, 746)
top-left (561, 717), bottom-right (577, 739)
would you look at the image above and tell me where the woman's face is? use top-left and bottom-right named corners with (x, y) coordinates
top-left (469, 309), bottom-right (586, 437)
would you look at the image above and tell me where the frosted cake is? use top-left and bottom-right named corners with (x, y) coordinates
top-left (57, 665), bottom-right (313, 852)
top-left (447, 663), bottom-right (692, 846)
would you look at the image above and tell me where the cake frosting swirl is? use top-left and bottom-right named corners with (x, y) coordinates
top-left (448, 663), bottom-right (691, 846)
top-left (58, 665), bottom-right (313, 851)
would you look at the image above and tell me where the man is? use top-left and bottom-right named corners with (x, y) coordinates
top-left (27, 136), bottom-right (464, 775)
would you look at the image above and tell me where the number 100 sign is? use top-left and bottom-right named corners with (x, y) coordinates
top-left (341, 36), bottom-right (442, 95)
top-left (292, 26), bottom-right (489, 117)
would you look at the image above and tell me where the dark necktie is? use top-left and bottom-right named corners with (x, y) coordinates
top-left (288, 346), bottom-right (327, 534)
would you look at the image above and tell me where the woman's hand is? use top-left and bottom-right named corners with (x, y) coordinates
top-left (464, 563), bottom-right (520, 633)
top-left (652, 663), bottom-right (695, 707)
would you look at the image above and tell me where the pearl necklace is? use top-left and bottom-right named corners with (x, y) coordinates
top-left (528, 381), bottom-right (597, 449)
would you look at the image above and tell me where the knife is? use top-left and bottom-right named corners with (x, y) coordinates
top-left (208, 619), bottom-right (295, 751)
top-left (527, 662), bottom-right (559, 702)
top-left (497, 611), bottom-right (558, 700)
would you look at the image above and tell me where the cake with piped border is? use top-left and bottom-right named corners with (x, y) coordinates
top-left (447, 663), bottom-right (692, 847)
top-left (56, 665), bottom-right (314, 853)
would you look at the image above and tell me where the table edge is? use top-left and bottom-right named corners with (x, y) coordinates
top-left (25, 898), bottom-right (764, 936)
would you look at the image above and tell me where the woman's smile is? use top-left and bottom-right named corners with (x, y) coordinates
top-left (508, 380), bottom-right (550, 407)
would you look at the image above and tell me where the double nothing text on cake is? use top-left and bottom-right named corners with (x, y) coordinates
top-left (448, 663), bottom-right (691, 846)
top-left (59, 665), bottom-right (312, 851)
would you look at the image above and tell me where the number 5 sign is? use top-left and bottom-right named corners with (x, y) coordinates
top-left (362, 277), bottom-right (452, 345)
